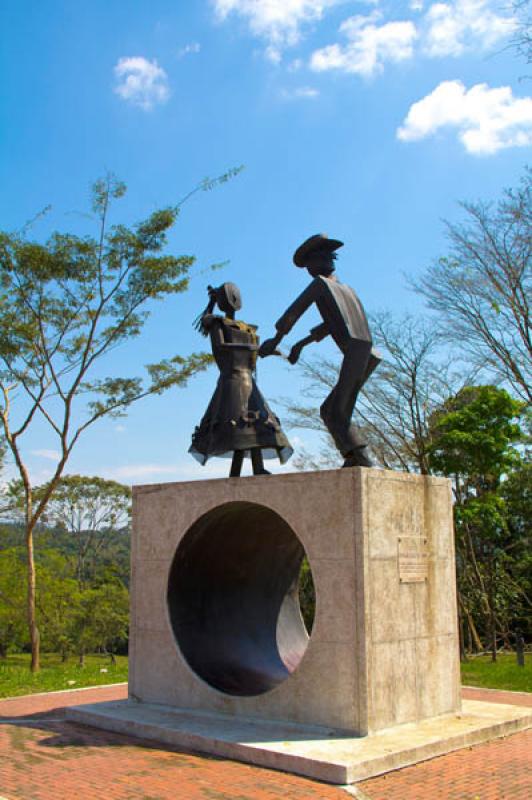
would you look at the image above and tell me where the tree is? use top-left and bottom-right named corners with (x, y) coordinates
top-left (32, 549), bottom-right (130, 664)
top-left (36, 550), bottom-right (80, 662)
top-left (36, 475), bottom-right (130, 588)
top-left (67, 582), bottom-right (129, 666)
top-left (428, 386), bottom-right (523, 488)
top-left (0, 169), bottom-right (240, 671)
top-left (511, 1), bottom-right (532, 66)
top-left (0, 548), bottom-right (27, 658)
top-left (84, 582), bottom-right (129, 663)
top-left (498, 461), bottom-right (532, 640)
top-left (0, 547), bottom-right (83, 661)
top-left (428, 385), bottom-right (526, 659)
top-left (411, 170), bottom-right (531, 403)
top-left (285, 312), bottom-right (464, 473)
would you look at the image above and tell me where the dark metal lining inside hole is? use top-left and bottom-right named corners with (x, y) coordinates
top-left (167, 501), bottom-right (313, 696)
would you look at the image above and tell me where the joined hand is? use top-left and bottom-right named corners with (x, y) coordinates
top-left (288, 343), bottom-right (303, 364)
top-left (259, 338), bottom-right (279, 358)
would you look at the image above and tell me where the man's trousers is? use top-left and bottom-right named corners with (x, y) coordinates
top-left (319, 339), bottom-right (380, 457)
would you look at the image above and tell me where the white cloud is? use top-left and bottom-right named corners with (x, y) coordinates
top-left (422, 0), bottom-right (516, 57)
top-left (280, 85), bottom-right (320, 98)
top-left (288, 57), bottom-right (304, 71)
top-left (104, 463), bottom-right (181, 480)
top-left (101, 455), bottom-right (300, 483)
top-left (178, 42), bottom-right (201, 57)
top-left (31, 449), bottom-right (61, 461)
top-left (397, 80), bottom-right (532, 154)
top-left (212, 0), bottom-right (516, 73)
top-left (1, 464), bottom-right (55, 487)
top-left (212, 0), bottom-right (341, 54)
top-left (114, 56), bottom-right (170, 110)
top-left (265, 44), bottom-right (283, 63)
top-left (311, 12), bottom-right (417, 76)
top-left (102, 460), bottom-right (231, 483)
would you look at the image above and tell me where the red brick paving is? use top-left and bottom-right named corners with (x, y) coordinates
top-left (0, 683), bottom-right (128, 719)
top-left (0, 685), bottom-right (530, 800)
top-left (461, 685), bottom-right (532, 707)
top-left (359, 688), bottom-right (532, 800)
top-left (0, 684), bottom-right (344, 800)
top-left (359, 728), bottom-right (532, 800)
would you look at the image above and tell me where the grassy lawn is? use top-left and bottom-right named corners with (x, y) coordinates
top-left (461, 652), bottom-right (532, 693)
top-left (0, 652), bottom-right (128, 699)
top-left (1, 651), bottom-right (530, 700)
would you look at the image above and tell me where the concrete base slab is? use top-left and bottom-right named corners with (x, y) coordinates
top-left (67, 698), bottom-right (531, 785)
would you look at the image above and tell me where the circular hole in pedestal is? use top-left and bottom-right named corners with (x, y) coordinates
top-left (167, 501), bottom-right (315, 697)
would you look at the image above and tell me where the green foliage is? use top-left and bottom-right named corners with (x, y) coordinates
top-left (501, 461), bottom-right (532, 539)
top-left (5, 474), bottom-right (131, 587)
top-left (0, 169), bottom-right (239, 482)
top-left (0, 542), bottom-right (130, 663)
top-left (40, 475), bottom-right (131, 587)
top-left (0, 548), bottom-right (27, 657)
top-left (0, 170), bottom-right (241, 670)
top-left (499, 462), bottom-right (532, 631)
top-left (428, 386), bottom-right (523, 483)
top-left (70, 582), bottom-right (129, 662)
top-left (0, 174), bottom-right (213, 423)
top-left (428, 385), bottom-right (530, 655)
top-left (37, 550), bottom-right (129, 662)
top-left (0, 477), bottom-right (132, 662)
top-left (36, 550), bottom-right (80, 660)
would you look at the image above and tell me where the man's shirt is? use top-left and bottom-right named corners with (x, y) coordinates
top-left (275, 275), bottom-right (372, 351)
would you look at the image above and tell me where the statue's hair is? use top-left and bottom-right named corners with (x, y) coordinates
top-left (193, 286), bottom-right (216, 337)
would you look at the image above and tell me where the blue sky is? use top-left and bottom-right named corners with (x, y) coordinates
top-left (0, 0), bottom-right (530, 484)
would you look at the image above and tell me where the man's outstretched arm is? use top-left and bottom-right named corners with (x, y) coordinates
top-left (259, 280), bottom-right (320, 358)
top-left (258, 330), bottom-right (284, 357)
top-left (288, 322), bottom-right (329, 364)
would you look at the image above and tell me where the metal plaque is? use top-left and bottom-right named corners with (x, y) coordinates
top-left (398, 536), bottom-right (429, 583)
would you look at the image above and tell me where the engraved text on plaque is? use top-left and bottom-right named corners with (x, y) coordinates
top-left (398, 536), bottom-right (429, 583)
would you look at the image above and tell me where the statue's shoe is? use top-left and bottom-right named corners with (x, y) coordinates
top-left (342, 448), bottom-right (374, 468)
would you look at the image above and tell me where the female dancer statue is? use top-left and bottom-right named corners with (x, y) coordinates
top-left (189, 282), bottom-right (292, 477)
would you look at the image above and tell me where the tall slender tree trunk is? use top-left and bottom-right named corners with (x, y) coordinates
top-left (457, 593), bottom-right (467, 661)
top-left (463, 605), bottom-right (483, 652)
top-left (466, 618), bottom-right (472, 653)
top-left (490, 613), bottom-right (497, 661)
top-left (25, 486), bottom-right (40, 673)
top-left (26, 522), bottom-right (40, 672)
top-left (488, 556), bottom-right (497, 662)
top-left (458, 612), bottom-right (466, 662)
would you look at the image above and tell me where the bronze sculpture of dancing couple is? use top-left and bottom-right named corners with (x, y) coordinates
top-left (189, 234), bottom-right (381, 476)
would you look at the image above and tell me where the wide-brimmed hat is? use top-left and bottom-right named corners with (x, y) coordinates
top-left (293, 233), bottom-right (344, 268)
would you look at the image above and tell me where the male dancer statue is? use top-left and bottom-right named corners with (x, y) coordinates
top-left (259, 234), bottom-right (380, 468)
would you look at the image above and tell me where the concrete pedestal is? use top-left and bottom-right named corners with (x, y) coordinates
top-left (126, 468), bottom-right (460, 733)
top-left (67, 468), bottom-right (530, 783)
